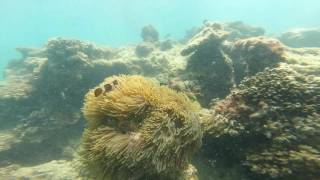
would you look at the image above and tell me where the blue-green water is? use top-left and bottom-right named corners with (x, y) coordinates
top-left (1, 0), bottom-right (320, 79)
top-left (1, 1), bottom-right (320, 179)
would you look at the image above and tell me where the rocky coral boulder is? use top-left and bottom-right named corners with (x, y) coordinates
top-left (141, 24), bottom-right (159, 42)
top-left (0, 35), bottom-right (187, 170)
top-left (135, 43), bottom-right (155, 57)
top-left (230, 37), bottom-right (285, 83)
top-left (202, 66), bottom-right (320, 179)
top-left (182, 21), bottom-right (265, 42)
top-left (279, 28), bottom-right (320, 48)
top-left (181, 23), bottom-right (229, 56)
top-left (181, 23), bottom-right (235, 106)
top-left (0, 38), bottom-right (125, 166)
top-left (224, 21), bottom-right (265, 41)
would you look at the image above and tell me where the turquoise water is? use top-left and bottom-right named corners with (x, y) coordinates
top-left (1, 0), bottom-right (320, 79)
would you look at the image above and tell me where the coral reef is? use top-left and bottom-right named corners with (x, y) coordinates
top-left (178, 22), bottom-right (278, 107)
top-left (141, 24), bottom-right (159, 42)
top-left (160, 39), bottom-right (174, 51)
top-left (180, 23), bottom-right (235, 106)
top-left (0, 35), bottom-right (184, 167)
top-left (279, 28), bottom-right (320, 48)
top-left (182, 21), bottom-right (265, 42)
top-left (0, 29), bottom-right (194, 168)
top-left (0, 21), bottom-right (320, 180)
top-left (224, 21), bottom-right (265, 41)
top-left (203, 66), bottom-right (320, 179)
top-left (0, 38), bottom-right (122, 166)
top-left (135, 43), bottom-right (154, 57)
top-left (0, 53), bottom-right (46, 129)
top-left (16, 47), bottom-right (46, 59)
top-left (33, 37), bottom-right (115, 110)
top-left (230, 37), bottom-right (285, 83)
top-left (80, 75), bottom-right (202, 179)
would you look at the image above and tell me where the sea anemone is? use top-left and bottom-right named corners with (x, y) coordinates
top-left (80, 75), bottom-right (202, 179)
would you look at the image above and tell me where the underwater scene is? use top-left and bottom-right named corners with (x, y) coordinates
top-left (1, 0), bottom-right (320, 179)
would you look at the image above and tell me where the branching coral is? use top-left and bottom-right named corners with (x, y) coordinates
top-left (80, 75), bottom-right (202, 179)
top-left (203, 66), bottom-right (320, 179)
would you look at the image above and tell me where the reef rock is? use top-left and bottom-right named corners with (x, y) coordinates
top-left (135, 43), bottom-right (155, 57)
top-left (279, 28), bottom-right (320, 48)
top-left (181, 23), bottom-right (235, 106)
top-left (224, 21), bottom-right (265, 41)
top-left (141, 24), bottom-right (159, 42)
top-left (0, 38), bottom-right (125, 166)
top-left (182, 21), bottom-right (265, 42)
top-left (202, 65), bottom-right (320, 179)
top-left (230, 37), bottom-right (285, 83)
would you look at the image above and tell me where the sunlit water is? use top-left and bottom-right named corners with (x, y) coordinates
top-left (1, 0), bottom-right (320, 79)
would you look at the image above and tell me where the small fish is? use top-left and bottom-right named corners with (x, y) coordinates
top-left (94, 88), bottom-right (103, 97)
top-left (61, 91), bottom-right (66, 100)
top-left (104, 84), bottom-right (113, 92)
